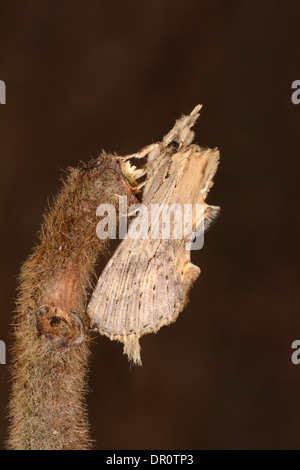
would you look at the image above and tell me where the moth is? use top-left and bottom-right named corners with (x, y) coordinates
top-left (88, 105), bottom-right (220, 365)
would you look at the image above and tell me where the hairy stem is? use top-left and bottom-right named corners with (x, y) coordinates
top-left (7, 155), bottom-right (136, 450)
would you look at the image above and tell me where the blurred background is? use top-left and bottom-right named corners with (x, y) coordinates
top-left (0, 0), bottom-right (299, 450)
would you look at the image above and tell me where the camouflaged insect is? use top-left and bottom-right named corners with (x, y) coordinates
top-left (88, 105), bottom-right (220, 365)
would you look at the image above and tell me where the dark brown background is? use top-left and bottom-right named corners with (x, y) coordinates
top-left (0, 0), bottom-right (299, 450)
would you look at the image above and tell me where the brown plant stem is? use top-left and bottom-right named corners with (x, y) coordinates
top-left (7, 155), bottom-right (136, 450)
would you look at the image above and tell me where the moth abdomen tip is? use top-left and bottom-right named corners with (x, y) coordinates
top-left (123, 335), bottom-right (142, 366)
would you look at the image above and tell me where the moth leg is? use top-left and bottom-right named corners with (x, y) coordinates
top-left (35, 305), bottom-right (85, 349)
top-left (122, 143), bottom-right (160, 162)
top-left (133, 180), bottom-right (147, 191)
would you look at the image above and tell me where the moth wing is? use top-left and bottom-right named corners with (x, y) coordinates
top-left (88, 237), bottom-right (200, 365)
top-left (138, 239), bottom-right (200, 339)
top-left (204, 205), bottom-right (221, 232)
top-left (88, 238), bottom-right (141, 335)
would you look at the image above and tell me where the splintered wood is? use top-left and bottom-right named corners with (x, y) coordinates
top-left (88, 105), bottom-right (220, 365)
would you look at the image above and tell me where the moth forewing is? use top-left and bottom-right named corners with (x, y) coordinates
top-left (88, 106), bottom-right (220, 365)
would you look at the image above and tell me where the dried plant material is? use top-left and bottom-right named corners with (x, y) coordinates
top-left (88, 106), bottom-right (220, 365)
top-left (8, 156), bottom-right (137, 450)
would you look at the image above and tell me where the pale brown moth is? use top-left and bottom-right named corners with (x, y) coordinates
top-left (88, 105), bottom-right (220, 365)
